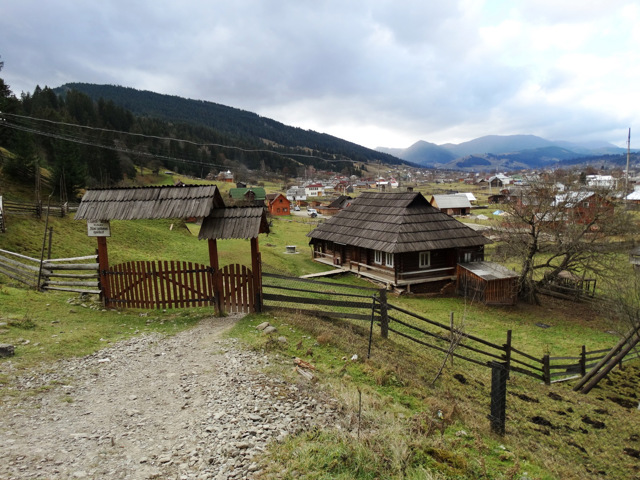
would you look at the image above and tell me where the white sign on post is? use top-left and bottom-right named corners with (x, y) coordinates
top-left (87, 221), bottom-right (111, 237)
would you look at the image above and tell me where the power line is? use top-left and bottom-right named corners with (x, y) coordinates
top-left (0, 112), bottom-right (360, 165)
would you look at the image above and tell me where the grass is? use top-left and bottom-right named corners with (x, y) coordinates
top-left (229, 310), bottom-right (640, 480)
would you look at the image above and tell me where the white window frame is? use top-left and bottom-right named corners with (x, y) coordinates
top-left (463, 252), bottom-right (473, 263)
top-left (385, 252), bottom-right (394, 267)
top-left (374, 250), bottom-right (382, 264)
top-left (419, 251), bottom-right (431, 268)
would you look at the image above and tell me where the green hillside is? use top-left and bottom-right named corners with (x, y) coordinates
top-left (55, 83), bottom-right (408, 167)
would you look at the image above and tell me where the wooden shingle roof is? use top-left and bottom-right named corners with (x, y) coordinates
top-left (199, 207), bottom-right (269, 240)
top-left (307, 192), bottom-right (489, 254)
top-left (75, 185), bottom-right (224, 221)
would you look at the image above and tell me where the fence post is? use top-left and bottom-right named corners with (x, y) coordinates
top-left (449, 312), bottom-right (455, 367)
top-left (379, 289), bottom-right (388, 339)
top-left (504, 330), bottom-right (512, 379)
top-left (579, 345), bottom-right (586, 377)
top-left (47, 227), bottom-right (53, 260)
top-left (489, 361), bottom-right (508, 436)
top-left (542, 354), bottom-right (551, 385)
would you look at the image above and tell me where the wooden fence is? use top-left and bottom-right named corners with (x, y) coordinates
top-left (0, 199), bottom-right (78, 219)
top-left (103, 261), bottom-right (214, 309)
top-left (0, 248), bottom-right (99, 294)
top-left (262, 272), bottom-right (380, 321)
top-left (103, 261), bottom-right (256, 313)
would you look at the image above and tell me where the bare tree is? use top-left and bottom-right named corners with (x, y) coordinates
top-left (494, 173), bottom-right (635, 303)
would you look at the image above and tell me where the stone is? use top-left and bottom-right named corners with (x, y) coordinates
top-left (255, 322), bottom-right (270, 331)
top-left (277, 336), bottom-right (287, 343)
top-left (0, 344), bottom-right (15, 357)
top-left (262, 326), bottom-right (277, 335)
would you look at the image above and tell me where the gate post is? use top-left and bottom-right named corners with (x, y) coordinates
top-left (488, 361), bottom-right (508, 436)
top-left (251, 238), bottom-right (262, 313)
top-left (97, 236), bottom-right (111, 307)
top-left (208, 239), bottom-right (223, 315)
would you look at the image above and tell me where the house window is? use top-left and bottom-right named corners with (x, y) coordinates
top-left (385, 252), bottom-right (394, 267)
top-left (374, 250), bottom-right (382, 264)
top-left (462, 252), bottom-right (473, 263)
top-left (419, 251), bottom-right (431, 268)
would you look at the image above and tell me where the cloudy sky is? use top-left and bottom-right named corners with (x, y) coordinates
top-left (1, 0), bottom-right (638, 150)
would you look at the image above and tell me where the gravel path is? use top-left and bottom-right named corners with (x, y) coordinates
top-left (0, 315), bottom-right (343, 479)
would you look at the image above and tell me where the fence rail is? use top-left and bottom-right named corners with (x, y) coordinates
top-left (1, 200), bottom-right (79, 219)
top-left (262, 271), bottom-right (380, 322)
top-left (0, 248), bottom-right (99, 294)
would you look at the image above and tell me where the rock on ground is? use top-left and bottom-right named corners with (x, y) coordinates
top-left (0, 314), bottom-right (343, 479)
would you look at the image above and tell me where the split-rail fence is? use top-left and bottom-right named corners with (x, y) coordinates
top-left (0, 248), bottom-right (100, 294)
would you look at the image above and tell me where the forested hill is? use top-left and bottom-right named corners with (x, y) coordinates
top-left (55, 83), bottom-right (406, 167)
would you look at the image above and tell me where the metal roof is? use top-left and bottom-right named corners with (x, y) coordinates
top-left (458, 261), bottom-right (518, 281)
top-left (430, 194), bottom-right (472, 210)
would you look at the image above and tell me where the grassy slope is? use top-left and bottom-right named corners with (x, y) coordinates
top-left (1, 173), bottom-right (639, 479)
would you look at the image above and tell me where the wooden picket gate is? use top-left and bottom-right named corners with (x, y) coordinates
top-left (218, 264), bottom-right (255, 314)
top-left (103, 261), bottom-right (256, 313)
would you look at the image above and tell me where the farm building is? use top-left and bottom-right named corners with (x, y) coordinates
top-left (456, 262), bottom-right (519, 306)
top-left (266, 193), bottom-right (291, 216)
top-left (307, 191), bottom-right (491, 293)
top-left (429, 194), bottom-right (472, 216)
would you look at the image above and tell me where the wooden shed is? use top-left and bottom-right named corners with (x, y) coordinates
top-left (456, 261), bottom-right (519, 305)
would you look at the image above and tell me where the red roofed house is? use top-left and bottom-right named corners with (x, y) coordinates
top-left (266, 193), bottom-right (291, 216)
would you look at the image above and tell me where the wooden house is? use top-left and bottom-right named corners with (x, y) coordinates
top-left (266, 193), bottom-right (291, 216)
top-left (307, 192), bottom-right (490, 293)
top-left (429, 194), bottom-right (472, 216)
top-left (316, 195), bottom-right (352, 216)
top-left (553, 191), bottom-right (614, 225)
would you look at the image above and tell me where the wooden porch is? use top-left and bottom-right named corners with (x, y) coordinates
top-left (312, 251), bottom-right (456, 289)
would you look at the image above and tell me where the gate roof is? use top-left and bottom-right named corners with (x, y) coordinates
top-left (199, 206), bottom-right (270, 240)
top-left (75, 185), bottom-right (225, 221)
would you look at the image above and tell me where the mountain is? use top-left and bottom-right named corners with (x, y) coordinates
top-left (54, 83), bottom-right (408, 168)
top-left (379, 134), bottom-right (628, 170)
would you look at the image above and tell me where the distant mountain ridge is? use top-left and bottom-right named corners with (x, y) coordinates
top-left (54, 83), bottom-right (408, 168)
top-left (377, 134), bottom-right (629, 171)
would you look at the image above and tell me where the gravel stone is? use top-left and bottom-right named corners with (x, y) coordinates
top-left (0, 314), bottom-right (344, 479)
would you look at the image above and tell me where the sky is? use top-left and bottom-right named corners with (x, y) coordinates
top-left (1, 0), bottom-right (638, 150)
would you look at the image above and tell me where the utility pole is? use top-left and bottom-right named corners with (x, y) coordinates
top-left (625, 128), bottom-right (631, 202)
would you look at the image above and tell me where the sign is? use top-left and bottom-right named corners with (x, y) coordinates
top-left (87, 221), bottom-right (111, 237)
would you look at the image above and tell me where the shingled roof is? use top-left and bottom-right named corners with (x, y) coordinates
top-left (199, 207), bottom-right (270, 240)
top-left (307, 192), bottom-right (489, 253)
top-left (75, 185), bottom-right (224, 221)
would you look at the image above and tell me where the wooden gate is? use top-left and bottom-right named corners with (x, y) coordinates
top-left (218, 264), bottom-right (255, 314)
top-left (103, 261), bottom-right (215, 309)
top-left (102, 261), bottom-right (256, 313)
